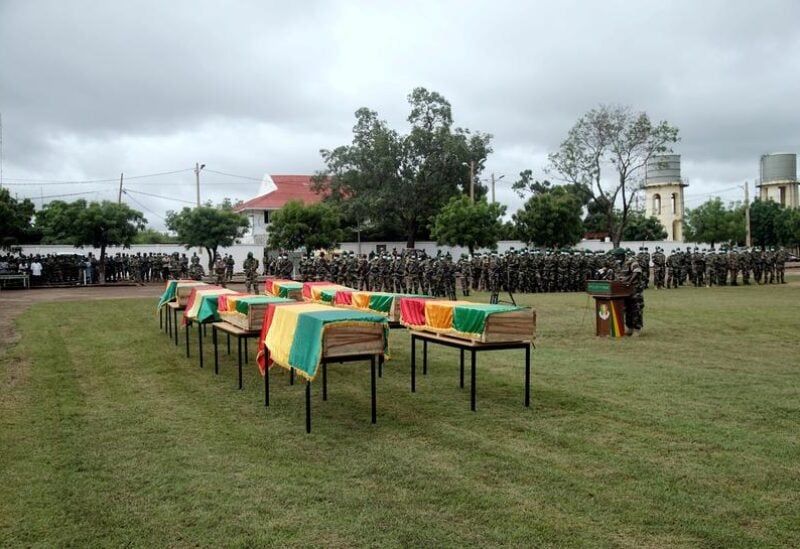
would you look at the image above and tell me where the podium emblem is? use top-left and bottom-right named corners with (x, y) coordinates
top-left (598, 303), bottom-right (610, 320)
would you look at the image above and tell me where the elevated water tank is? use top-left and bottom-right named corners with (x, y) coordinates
top-left (760, 153), bottom-right (797, 183)
top-left (646, 154), bottom-right (681, 185)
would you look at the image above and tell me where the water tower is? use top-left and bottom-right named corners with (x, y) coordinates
top-left (644, 154), bottom-right (687, 241)
top-left (757, 153), bottom-right (798, 208)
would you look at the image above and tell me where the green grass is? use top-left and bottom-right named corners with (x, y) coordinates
top-left (1, 279), bottom-right (799, 547)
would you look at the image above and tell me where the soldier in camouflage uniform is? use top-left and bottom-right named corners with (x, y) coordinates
top-left (225, 254), bottom-right (235, 282)
top-left (652, 246), bottom-right (666, 289)
top-left (243, 252), bottom-right (259, 294)
top-left (610, 248), bottom-right (644, 336)
top-left (775, 247), bottom-right (787, 284)
top-left (456, 253), bottom-right (472, 296)
top-left (213, 254), bottom-right (227, 287)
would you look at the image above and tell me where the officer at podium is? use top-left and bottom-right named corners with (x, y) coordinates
top-left (611, 248), bottom-right (644, 336)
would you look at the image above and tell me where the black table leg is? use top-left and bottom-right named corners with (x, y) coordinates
top-left (290, 368), bottom-right (295, 385)
top-left (524, 344), bottom-right (530, 408)
top-left (159, 307), bottom-right (163, 330)
top-left (166, 307), bottom-right (171, 338)
top-left (371, 355), bottom-right (377, 424)
top-left (185, 323), bottom-right (190, 358)
top-left (227, 333), bottom-right (231, 355)
top-left (411, 334), bottom-right (416, 393)
top-left (305, 382), bottom-right (312, 434)
top-left (423, 339), bottom-right (428, 375)
top-left (174, 310), bottom-right (179, 346)
top-left (322, 361), bottom-right (328, 401)
top-left (460, 349), bottom-right (464, 389)
top-left (265, 369), bottom-right (270, 407)
top-left (237, 337), bottom-right (243, 390)
top-left (198, 323), bottom-right (204, 369)
top-left (213, 326), bottom-right (219, 375)
top-left (470, 349), bottom-right (477, 411)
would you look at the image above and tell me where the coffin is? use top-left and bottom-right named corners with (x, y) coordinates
top-left (399, 298), bottom-right (536, 343)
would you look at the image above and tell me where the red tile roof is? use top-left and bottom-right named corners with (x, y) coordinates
top-left (235, 175), bottom-right (325, 212)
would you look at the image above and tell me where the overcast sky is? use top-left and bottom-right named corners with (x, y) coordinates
top-left (1, 0), bottom-right (799, 230)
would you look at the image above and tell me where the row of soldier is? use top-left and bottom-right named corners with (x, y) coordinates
top-left (266, 246), bottom-right (792, 297)
top-left (0, 252), bottom-right (237, 285)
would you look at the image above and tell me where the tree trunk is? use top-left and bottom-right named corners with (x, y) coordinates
top-left (206, 247), bottom-right (215, 271)
top-left (98, 243), bottom-right (106, 284)
top-left (405, 221), bottom-right (418, 249)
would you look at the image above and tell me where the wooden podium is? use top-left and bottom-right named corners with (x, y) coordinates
top-left (586, 280), bottom-right (633, 337)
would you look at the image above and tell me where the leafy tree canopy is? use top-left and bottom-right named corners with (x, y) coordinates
top-left (267, 200), bottom-right (344, 256)
top-left (775, 207), bottom-right (800, 247)
top-left (513, 186), bottom-right (584, 248)
top-left (621, 212), bottom-right (668, 241)
top-left (748, 198), bottom-right (782, 248)
top-left (684, 198), bottom-right (745, 247)
top-left (548, 104), bottom-right (679, 246)
top-left (0, 187), bottom-right (39, 247)
top-left (313, 87), bottom-right (492, 248)
top-left (166, 203), bottom-right (249, 268)
top-left (430, 196), bottom-right (506, 253)
top-left (35, 199), bottom-right (146, 282)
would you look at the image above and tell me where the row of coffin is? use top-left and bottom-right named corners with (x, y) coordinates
top-left (157, 279), bottom-right (536, 381)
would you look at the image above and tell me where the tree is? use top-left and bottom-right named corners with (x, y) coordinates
top-left (749, 199), bottom-right (782, 248)
top-left (622, 212), bottom-right (668, 241)
top-left (36, 199), bottom-right (146, 283)
top-left (267, 200), bottom-right (344, 256)
top-left (548, 105), bottom-right (679, 246)
top-left (313, 87), bottom-right (492, 248)
top-left (133, 228), bottom-right (180, 244)
top-left (167, 205), bottom-right (249, 269)
top-left (0, 188), bottom-right (38, 247)
top-left (776, 207), bottom-right (800, 247)
top-left (430, 196), bottom-right (506, 253)
top-left (684, 198), bottom-right (744, 247)
top-left (513, 186), bottom-right (584, 248)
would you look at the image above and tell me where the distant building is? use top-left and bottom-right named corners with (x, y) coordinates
top-left (234, 175), bottom-right (323, 246)
top-left (643, 154), bottom-right (687, 241)
top-left (757, 153), bottom-right (799, 208)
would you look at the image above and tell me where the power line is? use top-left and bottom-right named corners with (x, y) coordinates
top-left (122, 190), bottom-right (166, 222)
top-left (2, 167), bottom-right (194, 185)
top-left (203, 168), bottom-right (264, 182)
top-left (123, 188), bottom-right (196, 204)
top-left (23, 189), bottom-right (109, 200)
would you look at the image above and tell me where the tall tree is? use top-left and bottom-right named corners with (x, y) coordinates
top-left (622, 212), bottom-right (668, 241)
top-left (684, 198), bottom-right (744, 247)
top-left (548, 105), bottom-right (679, 246)
top-left (166, 204), bottom-right (249, 269)
top-left (430, 196), bottom-right (506, 253)
top-left (775, 207), bottom-right (800, 247)
top-left (313, 87), bottom-right (492, 248)
top-left (267, 200), bottom-right (344, 256)
top-left (0, 188), bottom-right (38, 247)
top-left (36, 199), bottom-right (146, 283)
top-left (749, 198), bottom-right (782, 248)
top-left (513, 186), bottom-right (584, 248)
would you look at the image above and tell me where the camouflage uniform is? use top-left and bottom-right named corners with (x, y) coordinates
top-left (243, 253), bottom-right (259, 294)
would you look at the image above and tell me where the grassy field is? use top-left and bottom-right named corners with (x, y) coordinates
top-left (1, 279), bottom-right (799, 547)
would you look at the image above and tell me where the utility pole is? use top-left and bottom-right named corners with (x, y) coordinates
top-left (194, 162), bottom-right (205, 206)
top-left (469, 160), bottom-right (475, 203)
top-left (0, 112), bottom-right (4, 189)
top-left (118, 173), bottom-right (124, 204)
top-left (744, 180), bottom-right (751, 248)
top-left (491, 173), bottom-right (496, 203)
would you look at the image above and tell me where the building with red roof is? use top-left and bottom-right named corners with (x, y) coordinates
top-left (234, 175), bottom-right (325, 246)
